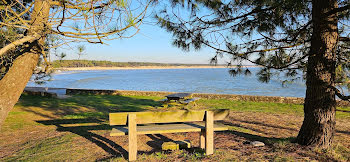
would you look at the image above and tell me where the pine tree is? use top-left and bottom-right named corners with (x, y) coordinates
top-left (0, 0), bottom-right (152, 128)
top-left (157, 0), bottom-right (350, 148)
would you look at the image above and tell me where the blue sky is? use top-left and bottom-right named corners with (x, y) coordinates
top-left (52, 1), bottom-right (244, 65)
top-left (59, 20), bottom-right (228, 64)
top-left (54, 1), bottom-right (235, 64)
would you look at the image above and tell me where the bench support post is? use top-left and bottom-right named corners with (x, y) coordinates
top-left (205, 111), bottom-right (214, 155)
top-left (200, 129), bottom-right (205, 149)
top-left (128, 114), bottom-right (137, 161)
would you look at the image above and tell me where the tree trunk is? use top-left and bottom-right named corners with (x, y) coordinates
top-left (296, 0), bottom-right (338, 148)
top-left (0, 0), bottom-right (51, 128)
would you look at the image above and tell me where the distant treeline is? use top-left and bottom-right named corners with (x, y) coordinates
top-left (52, 60), bottom-right (214, 68)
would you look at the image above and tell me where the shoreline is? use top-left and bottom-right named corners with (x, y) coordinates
top-left (54, 65), bottom-right (258, 71)
top-left (23, 87), bottom-right (350, 107)
top-left (55, 65), bottom-right (228, 71)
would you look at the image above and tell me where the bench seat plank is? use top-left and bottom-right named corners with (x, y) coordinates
top-left (109, 109), bottom-right (229, 125)
top-left (110, 122), bottom-right (228, 136)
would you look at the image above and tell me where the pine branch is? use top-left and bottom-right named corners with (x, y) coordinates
top-left (340, 37), bottom-right (350, 42)
top-left (0, 34), bottom-right (41, 56)
top-left (50, 1), bottom-right (113, 11)
top-left (197, 5), bottom-right (279, 25)
top-left (330, 85), bottom-right (350, 101)
top-left (201, 40), bottom-right (307, 69)
top-left (325, 4), bottom-right (350, 16)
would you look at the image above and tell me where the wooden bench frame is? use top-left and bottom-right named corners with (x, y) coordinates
top-left (109, 109), bottom-right (229, 161)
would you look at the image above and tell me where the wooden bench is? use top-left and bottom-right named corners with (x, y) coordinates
top-left (109, 109), bottom-right (229, 161)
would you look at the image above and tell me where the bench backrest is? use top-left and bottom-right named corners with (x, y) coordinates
top-left (109, 109), bottom-right (229, 125)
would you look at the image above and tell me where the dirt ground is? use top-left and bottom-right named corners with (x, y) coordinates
top-left (1, 95), bottom-right (349, 161)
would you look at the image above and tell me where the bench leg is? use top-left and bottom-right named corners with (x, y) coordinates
top-left (128, 114), bottom-right (137, 161)
top-left (205, 111), bottom-right (214, 155)
top-left (200, 129), bottom-right (205, 149)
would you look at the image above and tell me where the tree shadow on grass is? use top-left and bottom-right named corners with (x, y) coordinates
top-left (224, 118), bottom-right (350, 136)
top-left (36, 119), bottom-right (185, 160)
top-left (219, 121), bottom-right (296, 144)
top-left (226, 119), bottom-right (298, 131)
top-left (28, 93), bottom-right (166, 160)
top-left (143, 134), bottom-right (175, 154)
top-left (37, 119), bottom-right (128, 159)
top-left (221, 130), bottom-right (295, 144)
top-left (336, 109), bottom-right (350, 113)
top-left (217, 127), bottom-right (345, 162)
top-left (141, 134), bottom-right (205, 157)
top-left (26, 94), bottom-right (164, 160)
top-left (220, 121), bottom-right (270, 135)
top-left (18, 94), bottom-right (163, 119)
top-left (337, 130), bottom-right (350, 135)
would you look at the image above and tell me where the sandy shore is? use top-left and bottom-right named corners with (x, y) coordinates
top-left (55, 65), bottom-right (234, 71)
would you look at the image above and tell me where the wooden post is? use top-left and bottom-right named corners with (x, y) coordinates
top-left (205, 111), bottom-right (214, 155)
top-left (128, 114), bottom-right (137, 161)
top-left (200, 129), bottom-right (205, 149)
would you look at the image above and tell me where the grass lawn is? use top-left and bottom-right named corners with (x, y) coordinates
top-left (1, 94), bottom-right (349, 161)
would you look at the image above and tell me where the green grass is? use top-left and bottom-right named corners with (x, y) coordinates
top-left (199, 98), bottom-right (350, 119)
top-left (63, 112), bottom-right (107, 119)
top-left (17, 94), bottom-right (162, 114)
top-left (1, 94), bottom-right (349, 161)
top-left (15, 94), bottom-right (350, 120)
top-left (4, 135), bottom-right (76, 162)
top-left (3, 110), bottom-right (40, 131)
top-left (335, 106), bottom-right (350, 119)
top-left (200, 98), bottom-right (304, 115)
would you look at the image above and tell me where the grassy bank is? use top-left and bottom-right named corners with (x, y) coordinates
top-left (1, 94), bottom-right (349, 161)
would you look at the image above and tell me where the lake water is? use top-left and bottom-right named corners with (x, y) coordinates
top-left (26, 68), bottom-right (307, 97)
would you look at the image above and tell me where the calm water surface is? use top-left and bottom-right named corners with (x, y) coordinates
top-left (27, 68), bottom-right (307, 97)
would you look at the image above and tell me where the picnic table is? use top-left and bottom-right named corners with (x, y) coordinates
top-left (160, 93), bottom-right (200, 107)
top-left (165, 93), bottom-right (192, 101)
